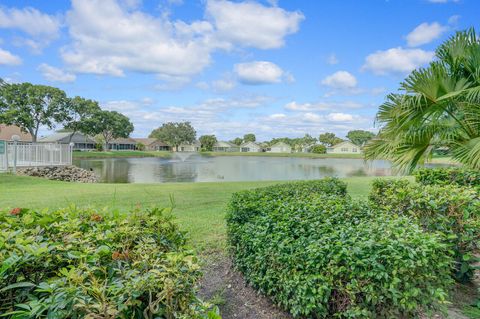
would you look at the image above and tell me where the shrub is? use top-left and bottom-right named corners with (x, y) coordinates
top-left (370, 179), bottom-right (480, 282)
top-left (311, 144), bottom-right (326, 154)
top-left (414, 167), bottom-right (480, 188)
top-left (0, 207), bottom-right (219, 318)
top-left (227, 180), bottom-right (453, 318)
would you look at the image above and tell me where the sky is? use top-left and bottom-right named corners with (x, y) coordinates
top-left (0, 0), bottom-right (479, 141)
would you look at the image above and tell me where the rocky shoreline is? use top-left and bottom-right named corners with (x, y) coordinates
top-left (18, 166), bottom-right (98, 183)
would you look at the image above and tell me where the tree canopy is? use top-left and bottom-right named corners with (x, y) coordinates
top-left (365, 28), bottom-right (480, 172)
top-left (243, 133), bottom-right (256, 143)
top-left (318, 133), bottom-right (343, 147)
top-left (199, 135), bottom-right (217, 151)
top-left (88, 110), bottom-right (134, 149)
top-left (150, 122), bottom-right (196, 151)
top-left (0, 83), bottom-right (68, 142)
top-left (347, 130), bottom-right (375, 146)
top-left (63, 96), bottom-right (101, 142)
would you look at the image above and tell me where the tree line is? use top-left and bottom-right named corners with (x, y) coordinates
top-left (0, 82), bottom-right (133, 149)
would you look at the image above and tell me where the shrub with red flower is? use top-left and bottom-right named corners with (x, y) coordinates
top-left (10, 208), bottom-right (22, 216)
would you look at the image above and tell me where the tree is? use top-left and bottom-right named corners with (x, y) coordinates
top-left (0, 82), bottom-right (68, 142)
top-left (88, 110), bottom-right (134, 150)
top-left (347, 130), bottom-right (375, 146)
top-left (63, 96), bottom-right (101, 143)
top-left (231, 137), bottom-right (243, 145)
top-left (199, 135), bottom-right (217, 151)
top-left (311, 144), bottom-right (327, 154)
top-left (365, 28), bottom-right (480, 172)
top-left (149, 122), bottom-right (196, 151)
top-left (243, 133), bottom-right (256, 143)
top-left (318, 132), bottom-right (343, 147)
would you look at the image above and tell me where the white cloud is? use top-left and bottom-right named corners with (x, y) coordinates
top-left (327, 53), bottom-right (339, 65)
top-left (321, 71), bottom-right (357, 89)
top-left (269, 113), bottom-right (287, 120)
top-left (362, 47), bottom-right (434, 75)
top-left (38, 63), bottom-right (76, 83)
top-left (285, 101), bottom-right (330, 112)
top-left (0, 6), bottom-right (60, 38)
top-left (234, 61), bottom-right (284, 85)
top-left (0, 48), bottom-right (22, 66)
top-left (212, 78), bottom-right (236, 91)
top-left (327, 112), bottom-right (354, 122)
top-left (206, 0), bottom-right (304, 49)
top-left (406, 22), bottom-right (447, 47)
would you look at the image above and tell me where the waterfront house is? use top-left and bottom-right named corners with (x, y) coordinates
top-left (240, 141), bottom-right (262, 152)
top-left (106, 137), bottom-right (137, 150)
top-left (327, 141), bottom-right (362, 154)
top-left (0, 124), bottom-right (32, 142)
top-left (39, 132), bottom-right (95, 150)
top-left (133, 138), bottom-right (171, 151)
top-left (213, 141), bottom-right (240, 152)
top-left (266, 141), bottom-right (292, 153)
top-left (178, 141), bottom-right (201, 152)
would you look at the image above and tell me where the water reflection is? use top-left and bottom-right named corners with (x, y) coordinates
top-left (74, 155), bottom-right (400, 183)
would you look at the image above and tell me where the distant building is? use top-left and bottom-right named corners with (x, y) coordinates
top-left (133, 138), bottom-right (171, 151)
top-left (266, 141), bottom-right (292, 153)
top-left (240, 141), bottom-right (262, 152)
top-left (0, 124), bottom-right (32, 142)
top-left (39, 132), bottom-right (95, 151)
top-left (327, 141), bottom-right (362, 154)
top-left (107, 137), bottom-right (137, 151)
top-left (213, 141), bottom-right (240, 152)
top-left (178, 141), bottom-right (201, 152)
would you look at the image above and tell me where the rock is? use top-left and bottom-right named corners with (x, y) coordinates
top-left (18, 166), bottom-right (98, 183)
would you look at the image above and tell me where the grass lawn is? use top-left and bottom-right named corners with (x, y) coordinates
top-left (73, 150), bottom-right (172, 159)
top-left (0, 174), bottom-right (403, 250)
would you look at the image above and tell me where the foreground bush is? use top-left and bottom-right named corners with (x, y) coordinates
top-left (227, 180), bottom-right (453, 318)
top-left (0, 207), bottom-right (219, 318)
top-left (414, 167), bottom-right (480, 188)
top-left (370, 179), bottom-right (480, 282)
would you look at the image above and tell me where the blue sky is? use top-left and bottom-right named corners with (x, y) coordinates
top-left (0, 0), bottom-right (479, 140)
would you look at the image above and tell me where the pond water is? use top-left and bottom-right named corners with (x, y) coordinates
top-left (73, 154), bottom-right (400, 183)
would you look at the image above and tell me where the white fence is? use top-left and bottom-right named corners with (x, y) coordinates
top-left (0, 141), bottom-right (72, 171)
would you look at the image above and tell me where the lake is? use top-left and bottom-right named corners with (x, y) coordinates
top-left (73, 154), bottom-right (398, 183)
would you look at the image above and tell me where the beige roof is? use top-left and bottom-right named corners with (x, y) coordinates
top-left (132, 138), bottom-right (156, 145)
top-left (0, 124), bottom-right (32, 142)
top-left (110, 137), bottom-right (137, 144)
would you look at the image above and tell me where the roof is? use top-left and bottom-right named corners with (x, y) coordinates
top-left (38, 132), bottom-right (96, 144)
top-left (270, 141), bottom-right (291, 148)
top-left (39, 132), bottom-right (73, 142)
top-left (215, 141), bottom-right (237, 147)
top-left (240, 141), bottom-right (260, 147)
top-left (132, 138), bottom-right (156, 145)
top-left (329, 141), bottom-right (357, 148)
top-left (110, 137), bottom-right (137, 144)
top-left (0, 124), bottom-right (32, 142)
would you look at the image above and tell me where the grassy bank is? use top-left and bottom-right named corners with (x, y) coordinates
top-left (0, 175), bottom-right (402, 249)
top-left (73, 150), bottom-right (172, 159)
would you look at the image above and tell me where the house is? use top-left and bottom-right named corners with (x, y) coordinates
top-left (107, 137), bottom-right (137, 151)
top-left (327, 141), bottom-right (362, 154)
top-left (240, 141), bottom-right (262, 152)
top-left (133, 138), bottom-right (171, 151)
top-left (213, 141), bottom-right (240, 152)
top-left (0, 124), bottom-right (32, 142)
top-left (38, 132), bottom-right (95, 150)
top-left (266, 141), bottom-right (292, 153)
top-left (178, 141), bottom-right (201, 152)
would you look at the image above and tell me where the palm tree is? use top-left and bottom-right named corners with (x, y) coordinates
top-left (365, 28), bottom-right (480, 172)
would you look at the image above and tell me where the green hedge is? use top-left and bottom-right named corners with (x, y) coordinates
top-left (0, 207), bottom-right (219, 318)
top-left (370, 179), bottom-right (480, 282)
top-left (415, 167), bottom-right (480, 188)
top-left (227, 179), bottom-right (453, 318)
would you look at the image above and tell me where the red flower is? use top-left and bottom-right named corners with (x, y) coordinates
top-left (90, 214), bottom-right (103, 222)
top-left (112, 250), bottom-right (129, 261)
top-left (10, 208), bottom-right (21, 216)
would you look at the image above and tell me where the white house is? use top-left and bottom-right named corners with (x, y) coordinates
top-left (178, 141), bottom-right (201, 152)
top-left (327, 141), bottom-right (362, 154)
top-left (240, 141), bottom-right (262, 152)
top-left (39, 132), bottom-right (96, 151)
top-left (266, 142), bottom-right (292, 153)
top-left (213, 141), bottom-right (240, 152)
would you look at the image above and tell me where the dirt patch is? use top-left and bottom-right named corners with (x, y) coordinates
top-left (198, 252), bottom-right (291, 319)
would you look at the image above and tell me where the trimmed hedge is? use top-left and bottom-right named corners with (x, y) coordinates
top-left (370, 179), bottom-right (480, 282)
top-left (0, 207), bottom-right (219, 318)
top-left (227, 179), bottom-right (453, 318)
top-left (415, 167), bottom-right (480, 188)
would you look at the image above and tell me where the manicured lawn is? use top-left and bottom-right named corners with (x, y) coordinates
top-left (73, 150), bottom-right (172, 159)
top-left (0, 174), bottom-right (410, 249)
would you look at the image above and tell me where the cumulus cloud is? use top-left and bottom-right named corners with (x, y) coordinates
top-left (0, 6), bottom-right (60, 38)
top-left (38, 63), bottom-right (76, 83)
top-left (406, 22), bottom-right (447, 47)
top-left (362, 47), bottom-right (434, 75)
top-left (206, 0), bottom-right (304, 49)
top-left (234, 61), bottom-right (284, 85)
top-left (0, 48), bottom-right (22, 66)
top-left (321, 71), bottom-right (357, 89)
top-left (327, 112), bottom-right (354, 122)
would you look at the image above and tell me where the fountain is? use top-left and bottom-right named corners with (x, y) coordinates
top-left (173, 152), bottom-right (196, 162)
